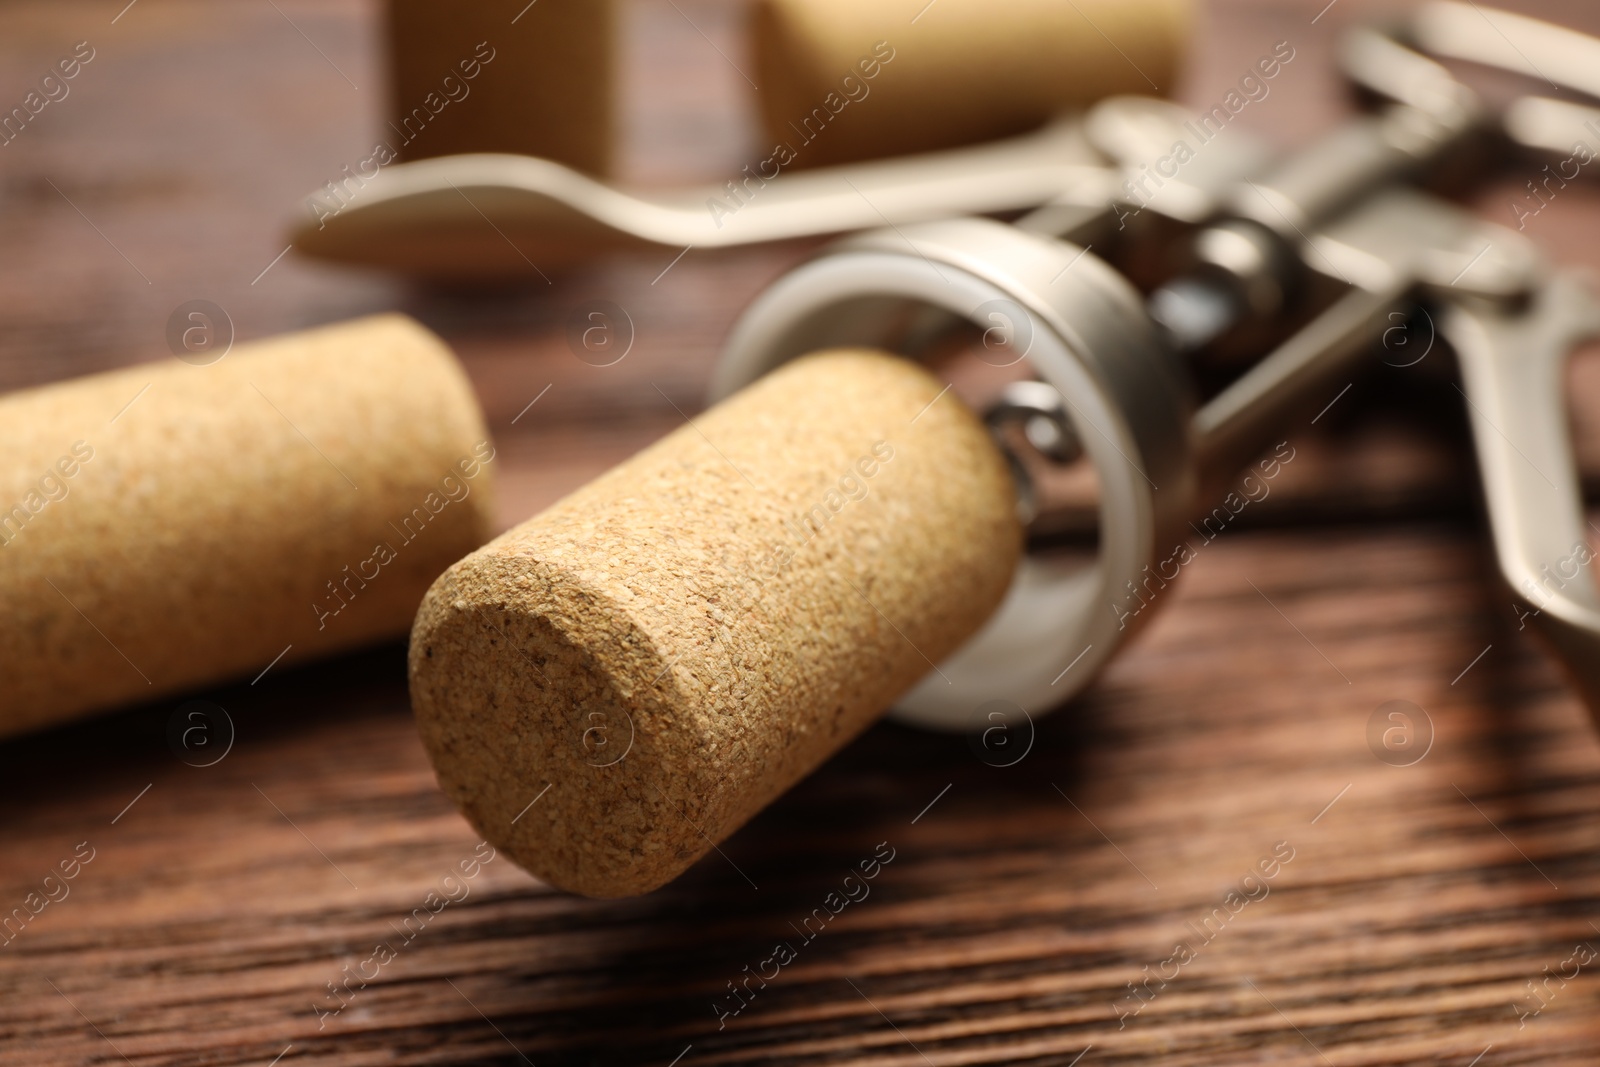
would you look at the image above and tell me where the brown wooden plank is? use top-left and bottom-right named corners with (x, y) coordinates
top-left (2, 520), bottom-right (1597, 1065)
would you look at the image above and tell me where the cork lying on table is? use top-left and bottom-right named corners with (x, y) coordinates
top-left (410, 349), bottom-right (1022, 898)
top-left (751, 0), bottom-right (1190, 167)
top-left (0, 314), bottom-right (495, 739)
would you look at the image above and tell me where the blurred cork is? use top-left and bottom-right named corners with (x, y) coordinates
top-left (751, 0), bottom-right (1190, 167)
top-left (0, 314), bottom-right (495, 739)
top-left (386, 0), bottom-right (615, 174)
top-left (410, 349), bottom-right (1021, 897)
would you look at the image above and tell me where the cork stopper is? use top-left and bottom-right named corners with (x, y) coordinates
top-left (410, 349), bottom-right (1021, 897)
top-left (0, 315), bottom-right (494, 738)
top-left (752, 0), bottom-right (1191, 166)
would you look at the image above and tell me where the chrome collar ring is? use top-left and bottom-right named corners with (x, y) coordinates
top-left (713, 217), bottom-right (1193, 730)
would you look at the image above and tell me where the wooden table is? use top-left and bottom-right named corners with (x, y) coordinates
top-left (2, 1), bottom-right (1599, 1064)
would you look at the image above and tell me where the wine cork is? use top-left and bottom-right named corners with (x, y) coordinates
top-left (410, 349), bottom-right (1020, 897)
top-left (386, 0), bottom-right (614, 174)
top-left (751, 0), bottom-right (1191, 167)
top-left (0, 315), bottom-right (494, 738)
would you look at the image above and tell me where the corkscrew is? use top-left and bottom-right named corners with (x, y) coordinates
top-left (714, 0), bottom-right (1600, 729)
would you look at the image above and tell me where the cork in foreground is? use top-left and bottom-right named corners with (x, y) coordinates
top-left (0, 314), bottom-right (494, 738)
top-left (410, 349), bottom-right (1022, 897)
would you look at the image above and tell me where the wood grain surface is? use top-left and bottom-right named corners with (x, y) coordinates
top-left (2, 0), bottom-right (1599, 1065)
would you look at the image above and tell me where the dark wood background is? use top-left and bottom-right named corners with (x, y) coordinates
top-left (3, 0), bottom-right (1600, 1064)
